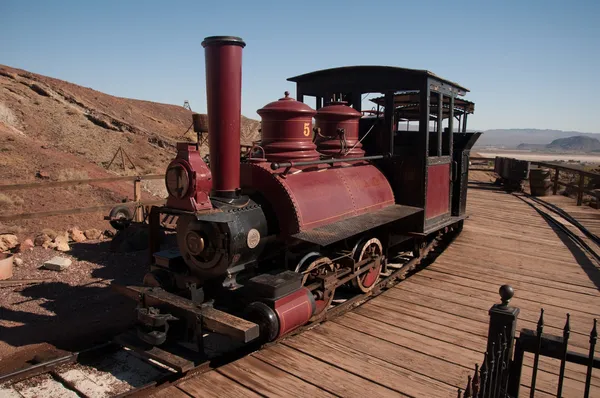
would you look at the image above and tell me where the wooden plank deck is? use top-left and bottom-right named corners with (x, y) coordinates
top-left (152, 179), bottom-right (600, 398)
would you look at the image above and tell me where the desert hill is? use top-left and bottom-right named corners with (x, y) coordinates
top-left (516, 135), bottom-right (600, 152)
top-left (0, 65), bottom-right (260, 236)
top-left (475, 128), bottom-right (600, 149)
top-left (546, 135), bottom-right (600, 151)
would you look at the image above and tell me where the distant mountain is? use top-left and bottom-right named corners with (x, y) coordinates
top-left (475, 129), bottom-right (600, 148)
top-left (516, 143), bottom-right (546, 150)
top-left (546, 136), bottom-right (600, 151)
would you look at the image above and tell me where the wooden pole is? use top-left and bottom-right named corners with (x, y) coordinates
top-left (120, 147), bottom-right (126, 171)
top-left (106, 148), bottom-right (120, 170)
top-left (133, 179), bottom-right (142, 222)
top-left (577, 171), bottom-right (585, 206)
top-left (553, 169), bottom-right (560, 195)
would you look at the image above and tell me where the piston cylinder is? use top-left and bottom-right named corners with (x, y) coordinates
top-left (257, 92), bottom-right (320, 162)
top-left (202, 36), bottom-right (246, 198)
top-left (315, 102), bottom-right (364, 158)
top-left (245, 287), bottom-right (315, 342)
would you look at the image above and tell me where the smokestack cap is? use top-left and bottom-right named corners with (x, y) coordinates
top-left (202, 36), bottom-right (246, 48)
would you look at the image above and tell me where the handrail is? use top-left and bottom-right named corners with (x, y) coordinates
top-left (0, 174), bottom-right (166, 222)
top-left (0, 200), bottom-right (165, 222)
top-left (0, 174), bottom-right (164, 192)
top-left (478, 155), bottom-right (600, 206)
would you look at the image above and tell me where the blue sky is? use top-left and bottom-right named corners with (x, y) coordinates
top-left (1, 0), bottom-right (599, 132)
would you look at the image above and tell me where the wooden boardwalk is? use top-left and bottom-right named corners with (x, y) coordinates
top-left (152, 177), bottom-right (600, 398)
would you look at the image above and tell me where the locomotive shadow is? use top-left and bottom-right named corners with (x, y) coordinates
top-left (0, 239), bottom-right (155, 357)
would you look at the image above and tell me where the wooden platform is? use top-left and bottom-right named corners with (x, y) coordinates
top-left (152, 179), bottom-right (600, 398)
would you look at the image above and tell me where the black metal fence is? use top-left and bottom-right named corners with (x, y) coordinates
top-left (458, 285), bottom-right (598, 398)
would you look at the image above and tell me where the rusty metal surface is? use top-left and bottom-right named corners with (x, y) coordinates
top-left (257, 91), bottom-right (320, 162)
top-left (292, 204), bottom-right (422, 246)
top-left (192, 113), bottom-right (209, 133)
top-left (202, 36), bottom-right (245, 196)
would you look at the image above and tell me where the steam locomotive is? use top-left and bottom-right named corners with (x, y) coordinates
top-left (117, 36), bottom-right (480, 353)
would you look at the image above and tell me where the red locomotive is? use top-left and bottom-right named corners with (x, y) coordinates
top-left (117, 36), bottom-right (480, 354)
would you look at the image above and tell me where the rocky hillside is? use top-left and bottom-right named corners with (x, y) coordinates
top-left (0, 65), bottom-right (260, 237)
top-left (546, 135), bottom-right (600, 151)
top-left (476, 128), bottom-right (600, 148)
top-left (515, 135), bottom-right (600, 152)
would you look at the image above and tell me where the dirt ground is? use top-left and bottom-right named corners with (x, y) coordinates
top-left (0, 240), bottom-right (151, 374)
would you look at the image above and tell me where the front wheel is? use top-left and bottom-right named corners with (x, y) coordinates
top-left (108, 205), bottom-right (133, 230)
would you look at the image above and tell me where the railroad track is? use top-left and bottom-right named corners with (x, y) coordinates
top-left (514, 192), bottom-right (600, 264)
top-left (0, 228), bottom-right (458, 398)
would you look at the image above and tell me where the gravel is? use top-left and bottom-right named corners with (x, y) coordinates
top-left (0, 239), bottom-right (150, 367)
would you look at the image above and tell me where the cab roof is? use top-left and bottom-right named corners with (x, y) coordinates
top-left (288, 66), bottom-right (469, 96)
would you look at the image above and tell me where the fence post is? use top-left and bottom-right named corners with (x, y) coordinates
top-left (577, 171), bottom-right (585, 206)
top-left (553, 168), bottom-right (559, 195)
top-left (486, 285), bottom-right (519, 396)
top-left (148, 206), bottom-right (161, 264)
top-left (134, 178), bottom-right (142, 222)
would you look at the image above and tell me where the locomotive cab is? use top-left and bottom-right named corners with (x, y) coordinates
top-left (288, 66), bottom-right (481, 234)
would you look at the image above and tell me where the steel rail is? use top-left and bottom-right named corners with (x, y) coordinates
top-left (514, 194), bottom-right (600, 264)
top-left (522, 193), bottom-right (600, 246)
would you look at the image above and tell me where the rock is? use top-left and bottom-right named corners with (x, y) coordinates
top-left (69, 227), bottom-right (86, 243)
top-left (0, 253), bottom-right (13, 280)
top-left (41, 228), bottom-right (57, 240)
top-left (36, 170), bottom-right (50, 179)
top-left (84, 228), bottom-right (102, 240)
top-left (54, 232), bottom-right (70, 252)
top-left (44, 240), bottom-right (58, 250)
top-left (43, 256), bottom-right (72, 271)
top-left (14, 257), bottom-right (23, 266)
top-left (0, 234), bottom-right (19, 252)
top-left (34, 233), bottom-right (51, 247)
top-left (17, 238), bottom-right (34, 252)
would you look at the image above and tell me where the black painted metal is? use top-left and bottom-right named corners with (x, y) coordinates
top-left (461, 285), bottom-right (600, 398)
top-left (584, 319), bottom-right (597, 398)
top-left (557, 313), bottom-right (570, 397)
top-left (530, 309), bottom-right (544, 397)
top-left (452, 132), bottom-right (482, 216)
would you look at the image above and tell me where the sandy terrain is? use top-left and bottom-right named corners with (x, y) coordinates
top-left (476, 150), bottom-right (600, 163)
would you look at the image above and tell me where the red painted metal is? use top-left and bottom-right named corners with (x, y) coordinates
top-left (257, 92), bottom-right (320, 162)
top-left (202, 36), bottom-right (246, 197)
top-left (240, 162), bottom-right (394, 235)
top-left (315, 102), bottom-right (365, 158)
top-left (272, 287), bottom-right (315, 337)
top-left (426, 163), bottom-right (450, 219)
top-left (361, 262), bottom-right (381, 288)
top-left (165, 143), bottom-right (213, 212)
